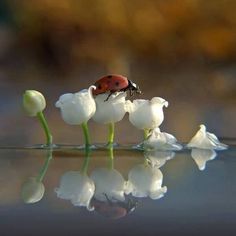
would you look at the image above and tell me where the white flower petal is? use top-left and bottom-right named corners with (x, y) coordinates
top-left (55, 86), bottom-right (96, 125)
top-left (191, 148), bottom-right (217, 171)
top-left (151, 97), bottom-right (169, 107)
top-left (128, 97), bottom-right (168, 130)
top-left (149, 186), bottom-right (167, 200)
top-left (127, 164), bottom-right (167, 199)
top-left (144, 128), bottom-right (182, 151)
top-left (187, 124), bottom-right (228, 150)
top-left (92, 92), bottom-right (127, 124)
top-left (90, 168), bottom-right (127, 202)
top-left (55, 171), bottom-right (95, 209)
top-left (145, 150), bottom-right (175, 168)
top-left (55, 93), bottom-right (74, 107)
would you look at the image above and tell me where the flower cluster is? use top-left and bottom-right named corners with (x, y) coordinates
top-left (22, 144), bottom-right (223, 207)
top-left (54, 75), bottom-right (179, 149)
top-left (55, 153), bottom-right (167, 211)
top-left (22, 75), bottom-right (228, 151)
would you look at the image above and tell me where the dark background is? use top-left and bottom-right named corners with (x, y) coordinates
top-left (0, 0), bottom-right (236, 146)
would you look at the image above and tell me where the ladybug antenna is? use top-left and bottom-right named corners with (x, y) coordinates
top-left (137, 85), bottom-right (142, 94)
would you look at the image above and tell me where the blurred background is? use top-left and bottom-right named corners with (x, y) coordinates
top-left (0, 0), bottom-right (236, 145)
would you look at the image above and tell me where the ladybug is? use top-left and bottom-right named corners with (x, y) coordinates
top-left (92, 74), bottom-right (141, 101)
top-left (91, 194), bottom-right (138, 219)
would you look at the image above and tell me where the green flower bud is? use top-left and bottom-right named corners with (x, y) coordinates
top-left (21, 177), bottom-right (45, 204)
top-left (23, 90), bottom-right (46, 116)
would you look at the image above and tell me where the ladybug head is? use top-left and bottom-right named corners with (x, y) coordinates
top-left (128, 80), bottom-right (142, 95)
top-left (125, 198), bottom-right (138, 213)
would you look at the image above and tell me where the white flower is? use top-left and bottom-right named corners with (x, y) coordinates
top-left (92, 92), bottom-right (127, 124)
top-left (21, 177), bottom-right (45, 204)
top-left (125, 164), bottom-right (167, 200)
top-left (55, 86), bottom-right (96, 125)
top-left (187, 124), bottom-right (228, 150)
top-left (191, 149), bottom-right (217, 171)
top-left (144, 150), bottom-right (175, 168)
top-left (23, 90), bottom-right (46, 116)
top-left (144, 128), bottom-right (182, 150)
top-left (90, 168), bottom-right (127, 202)
top-left (55, 171), bottom-right (95, 210)
top-left (127, 97), bottom-right (168, 130)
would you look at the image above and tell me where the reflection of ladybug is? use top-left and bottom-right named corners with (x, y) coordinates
top-left (91, 194), bottom-right (138, 219)
top-left (93, 74), bottom-right (141, 101)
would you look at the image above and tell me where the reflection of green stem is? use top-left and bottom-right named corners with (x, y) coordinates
top-left (144, 158), bottom-right (149, 167)
top-left (108, 122), bottom-right (115, 147)
top-left (144, 129), bottom-right (150, 140)
top-left (37, 149), bottom-right (53, 182)
top-left (82, 122), bottom-right (90, 148)
top-left (108, 147), bottom-right (114, 170)
top-left (81, 147), bottom-right (91, 175)
top-left (37, 111), bottom-right (53, 146)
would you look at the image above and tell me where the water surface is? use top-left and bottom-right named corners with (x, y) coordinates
top-left (0, 144), bottom-right (235, 236)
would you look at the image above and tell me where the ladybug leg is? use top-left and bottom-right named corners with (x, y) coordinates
top-left (104, 91), bottom-right (114, 101)
top-left (130, 89), bottom-right (134, 96)
top-left (104, 93), bottom-right (112, 101)
top-left (103, 193), bottom-right (113, 206)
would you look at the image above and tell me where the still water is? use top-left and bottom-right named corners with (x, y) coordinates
top-left (0, 143), bottom-right (236, 236)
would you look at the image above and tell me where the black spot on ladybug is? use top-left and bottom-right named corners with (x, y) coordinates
top-left (115, 81), bottom-right (119, 86)
top-left (107, 75), bottom-right (113, 78)
top-left (98, 85), bottom-right (102, 90)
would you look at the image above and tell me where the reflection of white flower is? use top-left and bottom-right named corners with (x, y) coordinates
top-left (126, 164), bottom-right (167, 199)
top-left (187, 124), bottom-right (228, 150)
top-left (55, 86), bottom-right (96, 125)
top-left (92, 93), bottom-right (127, 124)
top-left (23, 90), bottom-right (46, 116)
top-left (144, 128), bottom-right (182, 150)
top-left (127, 97), bottom-right (168, 130)
top-left (21, 177), bottom-right (45, 204)
top-left (191, 149), bottom-right (217, 171)
top-left (55, 171), bottom-right (95, 210)
top-left (144, 150), bottom-right (175, 168)
top-left (90, 168), bottom-right (127, 202)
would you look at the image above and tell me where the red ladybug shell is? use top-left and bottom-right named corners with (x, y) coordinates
top-left (92, 199), bottom-right (128, 219)
top-left (91, 196), bottom-right (137, 219)
top-left (93, 74), bottom-right (129, 96)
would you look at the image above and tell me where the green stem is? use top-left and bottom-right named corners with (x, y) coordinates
top-left (108, 122), bottom-right (115, 147)
top-left (37, 111), bottom-right (53, 146)
top-left (81, 122), bottom-right (91, 148)
top-left (108, 146), bottom-right (114, 170)
top-left (144, 129), bottom-right (150, 140)
top-left (36, 149), bottom-right (53, 182)
top-left (81, 147), bottom-right (91, 175)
